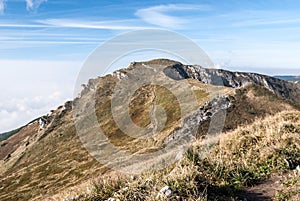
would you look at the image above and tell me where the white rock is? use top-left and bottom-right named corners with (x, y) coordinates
top-left (106, 198), bottom-right (120, 201)
top-left (113, 71), bottom-right (127, 80)
top-left (296, 165), bottom-right (300, 173)
top-left (156, 186), bottom-right (173, 199)
top-left (38, 118), bottom-right (45, 131)
top-left (62, 195), bottom-right (80, 201)
top-left (113, 192), bottom-right (119, 197)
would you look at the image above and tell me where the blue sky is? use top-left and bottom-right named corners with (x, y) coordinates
top-left (0, 0), bottom-right (300, 132)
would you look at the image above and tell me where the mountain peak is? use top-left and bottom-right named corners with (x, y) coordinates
top-left (130, 58), bottom-right (181, 68)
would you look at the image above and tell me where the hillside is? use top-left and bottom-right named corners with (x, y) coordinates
top-left (56, 110), bottom-right (300, 201)
top-left (0, 59), bottom-right (299, 200)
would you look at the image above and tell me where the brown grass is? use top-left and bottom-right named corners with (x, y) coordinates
top-left (55, 110), bottom-right (300, 201)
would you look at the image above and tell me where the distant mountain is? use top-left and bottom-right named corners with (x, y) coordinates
top-left (0, 128), bottom-right (22, 142)
top-left (274, 75), bottom-right (300, 84)
top-left (0, 59), bottom-right (299, 200)
top-left (0, 118), bottom-right (39, 142)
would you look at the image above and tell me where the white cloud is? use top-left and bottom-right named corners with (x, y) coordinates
top-left (135, 4), bottom-right (209, 29)
top-left (0, 18), bottom-right (151, 31)
top-left (232, 18), bottom-right (300, 27)
top-left (208, 44), bottom-right (300, 71)
top-left (37, 19), bottom-right (150, 30)
top-left (0, 60), bottom-right (81, 133)
top-left (0, 23), bottom-right (49, 28)
top-left (0, 93), bottom-right (63, 133)
top-left (26, 0), bottom-right (47, 12)
top-left (0, 18), bottom-right (152, 31)
top-left (0, 0), bottom-right (6, 14)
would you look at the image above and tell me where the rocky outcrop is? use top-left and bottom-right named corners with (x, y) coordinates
top-left (38, 116), bottom-right (51, 131)
top-left (108, 59), bottom-right (299, 106)
top-left (164, 96), bottom-right (232, 144)
top-left (157, 186), bottom-right (173, 199)
top-left (163, 62), bottom-right (300, 106)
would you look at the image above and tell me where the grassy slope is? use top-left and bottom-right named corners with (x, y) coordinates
top-left (0, 76), bottom-right (213, 201)
top-left (66, 110), bottom-right (300, 201)
top-left (0, 74), bottom-right (298, 200)
top-left (0, 121), bottom-right (39, 160)
top-left (0, 110), bottom-right (103, 201)
top-left (55, 83), bottom-right (298, 201)
top-left (94, 75), bottom-right (213, 153)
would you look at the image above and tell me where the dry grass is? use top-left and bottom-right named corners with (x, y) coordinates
top-left (94, 77), bottom-right (216, 153)
top-left (0, 110), bottom-right (103, 201)
top-left (60, 110), bottom-right (299, 201)
top-left (195, 110), bottom-right (300, 188)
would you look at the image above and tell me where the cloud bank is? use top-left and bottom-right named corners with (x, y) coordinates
top-left (0, 60), bottom-right (81, 133)
top-left (0, 92), bottom-right (64, 133)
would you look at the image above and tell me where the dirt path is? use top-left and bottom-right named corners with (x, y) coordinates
top-left (150, 86), bottom-right (158, 135)
top-left (238, 174), bottom-right (288, 201)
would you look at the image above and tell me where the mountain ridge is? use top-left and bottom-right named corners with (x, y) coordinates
top-left (0, 58), bottom-right (299, 200)
top-left (1, 59), bottom-right (299, 138)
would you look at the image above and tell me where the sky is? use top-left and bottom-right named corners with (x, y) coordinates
top-left (0, 0), bottom-right (300, 132)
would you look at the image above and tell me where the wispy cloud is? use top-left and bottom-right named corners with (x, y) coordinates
top-left (135, 4), bottom-right (210, 29)
top-left (37, 18), bottom-right (151, 30)
top-left (0, 18), bottom-right (152, 30)
top-left (0, 41), bottom-right (101, 50)
top-left (210, 10), bottom-right (300, 28)
top-left (26, 0), bottom-right (47, 12)
top-left (0, 0), bottom-right (6, 14)
top-left (0, 23), bottom-right (50, 28)
top-left (232, 18), bottom-right (300, 27)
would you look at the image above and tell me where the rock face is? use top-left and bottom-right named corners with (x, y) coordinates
top-left (164, 96), bottom-right (232, 144)
top-left (163, 62), bottom-right (300, 106)
top-left (38, 116), bottom-right (51, 131)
